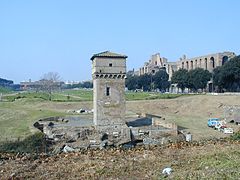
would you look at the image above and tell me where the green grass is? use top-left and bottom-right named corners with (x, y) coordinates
top-left (0, 89), bottom-right (190, 142)
top-left (60, 89), bottom-right (186, 101)
top-left (0, 132), bottom-right (46, 153)
top-left (56, 89), bottom-right (93, 101)
top-left (0, 98), bottom-right (65, 142)
top-left (126, 92), bottom-right (183, 100)
top-left (175, 150), bottom-right (240, 179)
top-left (230, 130), bottom-right (240, 140)
top-left (3, 92), bottom-right (50, 101)
top-left (2, 89), bottom-right (187, 102)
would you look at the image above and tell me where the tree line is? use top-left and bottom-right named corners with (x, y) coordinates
top-left (171, 68), bottom-right (211, 92)
top-left (126, 55), bottom-right (240, 93)
top-left (126, 69), bottom-right (170, 92)
top-left (213, 55), bottom-right (240, 92)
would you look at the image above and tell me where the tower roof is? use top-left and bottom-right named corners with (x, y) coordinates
top-left (90, 51), bottom-right (128, 60)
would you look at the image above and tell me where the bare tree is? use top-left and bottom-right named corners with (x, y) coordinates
top-left (39, 72), bottom-right (62, 100)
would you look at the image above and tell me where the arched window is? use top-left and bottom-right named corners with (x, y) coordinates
top-left (186, 61), bottom-right (189, 70)
top-left (210, 57), bottom-right (215, 68)
top-left (205, 58), bottom-right (208, 70)
top-left (222, 56), bottom-right (228, 65)
top-left (190, 61), bottom-right (193, 70)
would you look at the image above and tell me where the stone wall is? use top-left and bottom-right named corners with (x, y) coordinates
top-left (92, 53), bottom-right (127, 127)
top-left (178, 51), bottom-right (235, 72)
top-left (93, 78), bottom-right (126, 126)
top-left (137, 51), bottom-right (236, 80)
top-left (139, 53), bottom-right (175, 79)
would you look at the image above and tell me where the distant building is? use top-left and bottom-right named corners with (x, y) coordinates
top-left (65, 80), bottom-right (81, 85)
top-left (137, 51), bottom-right (236, 80)
top-left (138, 53), bottom-right (177, 80)
top-left (178, 51), bottom-right (236, 72)
top-left (20, 79), bottom-right (41, 90)
top-left (20, 79), bottom-right (64, 91)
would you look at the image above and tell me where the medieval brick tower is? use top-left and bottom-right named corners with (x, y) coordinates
top-left (91, 51), bottom-right (127, 127)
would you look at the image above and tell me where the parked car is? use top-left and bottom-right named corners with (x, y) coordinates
top-left (219, 125), bottom-right (228, 132)
top-left (208, 118), bottom-right (220, 127)
top-left (214, 123), bottom-right (221, 130)
top-left (223, 128), bottom-right (233, 134)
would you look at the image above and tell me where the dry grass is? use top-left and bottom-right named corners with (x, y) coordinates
top-left (1, 94), bottom-right (240, 141)
top-left (127, 94), bottom-right (240, 140)
top-left (1, 140), bottom-right (240, 179)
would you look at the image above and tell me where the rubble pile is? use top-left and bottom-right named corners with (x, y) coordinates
top-left (1, 139), bottom-right (240, 179)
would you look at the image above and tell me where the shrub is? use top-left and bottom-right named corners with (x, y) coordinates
top-left (0, 132), bottom-right (47, 153)
top-left (230, 130), bottom-right (240, 140)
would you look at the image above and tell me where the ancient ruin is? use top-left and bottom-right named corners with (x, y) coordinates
top-left (178, 51), bottom-right (236, 72)
top-left (34, 51), bottom-right (180, 150)
top-left (137, 51), bottom-right (236, 79)
top-left (138, 53), bottom-right (177, 80)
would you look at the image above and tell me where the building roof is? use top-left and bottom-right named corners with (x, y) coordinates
top-left (90, 51), bottom-right (128, 60)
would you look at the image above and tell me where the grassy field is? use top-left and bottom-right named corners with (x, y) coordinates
top-left (0, 89), bottom-right (187, 142)
top-left (1, 90), bottom-right (240, 178)
top-left (1, 89), bottom-right (240, 142)
top-left (2, 89), bottom-right (185, 102)
top-left (0, 87), bottom-right (12, 94)
top-left (0, 98), bottom-right (65, 142)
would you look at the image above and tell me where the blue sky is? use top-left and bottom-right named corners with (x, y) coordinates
top-left (0, 0), bottom-right (239, 83)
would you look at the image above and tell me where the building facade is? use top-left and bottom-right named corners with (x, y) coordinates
top-left (138, 51), bottom-right (236, 80)
top-left (178, 51), bottom-right (236, 72)
top-left (138, 53), bottom-right (177, 80)
top-left (91, 51), bottom-right (127, 126)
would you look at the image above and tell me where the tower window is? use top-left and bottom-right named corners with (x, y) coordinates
top-left (106, 87), bottom-right (110, 96)
top-left (109, 63), bottom-right (112, 67)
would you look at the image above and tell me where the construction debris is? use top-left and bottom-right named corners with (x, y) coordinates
top-left (162, 167), bottom-right (173, 176)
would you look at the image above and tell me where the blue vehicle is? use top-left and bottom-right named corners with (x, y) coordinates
top-left (208, 118), bottom-right (220, 127)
